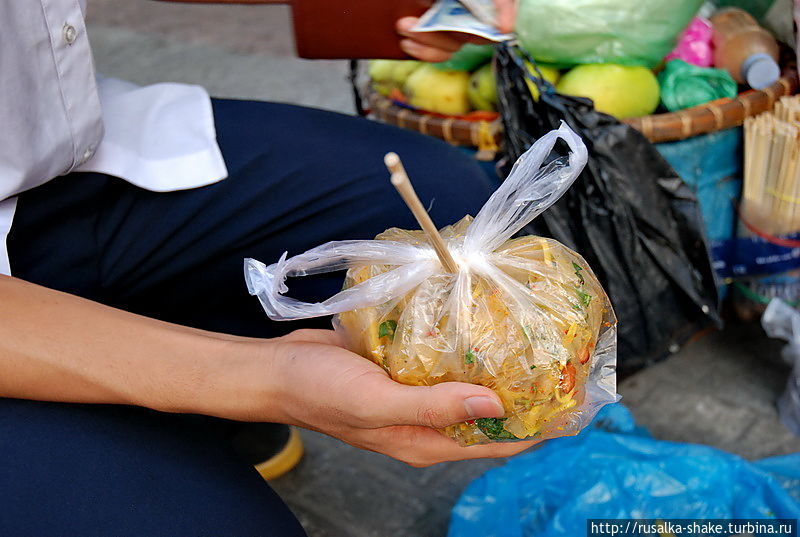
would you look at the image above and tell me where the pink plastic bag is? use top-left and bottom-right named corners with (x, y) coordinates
top-left (665, 17), bottom-right (714, 67)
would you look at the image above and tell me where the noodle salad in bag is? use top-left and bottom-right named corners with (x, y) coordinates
top-left (245, 123), bottom-right (618, 445)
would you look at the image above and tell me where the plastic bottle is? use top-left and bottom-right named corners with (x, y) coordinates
top-left (710, 7), bottom-right (780, 90)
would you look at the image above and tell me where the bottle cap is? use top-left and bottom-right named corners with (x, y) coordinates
top-left (742, 53), bottom-right (780, 90)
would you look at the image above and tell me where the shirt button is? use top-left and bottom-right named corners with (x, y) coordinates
top-left (81, 147), bottom-right (95, 163)
top-left (63, 23), bottom-right (78, 45)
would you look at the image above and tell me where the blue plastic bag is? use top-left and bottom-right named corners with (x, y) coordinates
top-left (448, 405), bottom-right (800, 537)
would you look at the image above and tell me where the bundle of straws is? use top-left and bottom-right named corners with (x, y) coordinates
top-left (743, 96), bottom-right (800, 237)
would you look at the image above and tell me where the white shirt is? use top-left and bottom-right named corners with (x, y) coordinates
top-left (0, 0), bottom-right (228, 275)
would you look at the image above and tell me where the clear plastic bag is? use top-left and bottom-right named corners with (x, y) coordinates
top-left (762, 299), bottom-right (800, 436)
top-left (245, 123), bottom-right (618, 445)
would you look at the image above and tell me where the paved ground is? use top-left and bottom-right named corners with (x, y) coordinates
top-left (620, 321), bottom-right (799, 460)
top-left (85, 3), bottom-right (800, 535)
top-left (87, 1), bottom-right (355, 113)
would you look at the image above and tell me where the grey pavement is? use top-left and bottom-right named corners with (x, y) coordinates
top-left (87, 1), bottom-right (354, 113)
top-left (85, 3), bottom-right (800, 536)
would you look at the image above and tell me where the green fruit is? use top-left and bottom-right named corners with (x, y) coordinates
top-left (373, 82), bottom-right (392, 97)
top-left (390, 61), bottom-right (423, 87)
top-left (370, 60), bottom-right (422, 95)
top-left (523, 62), bottom-right (561, 101)
top-left (404, 65), bottom-right (471, 116)
top-left (556, 64), bottom-right (659, 119)
top-left (369, 60), bottom-right (396, 84)
top-left (467, 63), bottom-right (497, 111)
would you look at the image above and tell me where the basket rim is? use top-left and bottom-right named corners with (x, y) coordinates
top-left (625, 66), bottom-right (798, 142)
top-left (367, 67), bottom-right (798, 144)
top-left (367, 89), bottom-right (502, 147)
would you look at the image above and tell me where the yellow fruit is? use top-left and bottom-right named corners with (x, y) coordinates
top-left (369, 60), bottom-right (422, 96)
top-left (523, 62), bottom-right (561, 101)
top-left (373, 82), bottom-right (392, 97)
top-left (467, 63), bottom-right (497, 111)
top-left (368, 60), bottom-right (396, 84)
top-left (391, 61), bottom-right (423, 86)
top-left (556, 64), bottom-right (660, 119)
top-left (404, 64), bottom-right (471, 116)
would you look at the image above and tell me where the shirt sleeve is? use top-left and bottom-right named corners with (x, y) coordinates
top-left (74, 76), bottom-right (229, 192)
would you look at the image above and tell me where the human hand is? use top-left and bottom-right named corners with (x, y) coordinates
top-left (250, 328), bottom-right (540, 467)
top-left (396, 0), bottom-right (517, 62)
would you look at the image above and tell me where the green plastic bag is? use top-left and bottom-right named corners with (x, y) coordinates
top-left (516, 0), bottom-right (703, 68)
top-left (658, 59), bottom-right (738, 112)
top-left (434, 44), bottom-right (494, 72)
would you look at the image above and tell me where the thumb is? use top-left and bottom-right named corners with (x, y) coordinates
top-left (377, 381), bottom-right (506, 429)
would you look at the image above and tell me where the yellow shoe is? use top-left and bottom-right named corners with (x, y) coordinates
top-left (230, 424), bottom-right (304, 481)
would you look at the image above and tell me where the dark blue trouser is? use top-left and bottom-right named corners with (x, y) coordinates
top-left (2, 99), bottom-right (496, 535)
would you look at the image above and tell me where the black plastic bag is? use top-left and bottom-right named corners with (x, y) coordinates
top-left (496, 44), bottom-right (720, 373)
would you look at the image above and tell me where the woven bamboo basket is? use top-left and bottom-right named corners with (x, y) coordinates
top-left (367, 68), bottom-right (798, 146)
top-left (366, 90), bottom-right (504, 148)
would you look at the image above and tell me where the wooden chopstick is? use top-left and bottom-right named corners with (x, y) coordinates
top-left (384, 152), bottom-right (459, 273)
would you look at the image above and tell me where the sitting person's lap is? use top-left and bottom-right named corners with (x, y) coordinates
top-left (3, 99), bottom-right (496, 534)
top-left (9, 99), bottom-right (496, 337)
top-left (0, 399), bottom-right (307, 537)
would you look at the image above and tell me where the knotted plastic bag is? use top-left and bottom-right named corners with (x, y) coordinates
top-left (658, 59), bottom-right (738, 112)
top-left (245, 124), bottom-right (618, 445)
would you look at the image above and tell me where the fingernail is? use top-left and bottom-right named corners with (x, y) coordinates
top-left (464, 396), bottom-right (504, 419)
